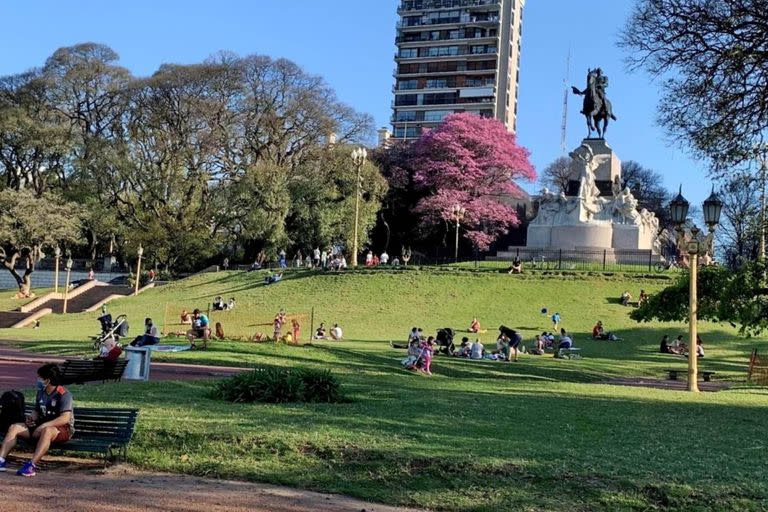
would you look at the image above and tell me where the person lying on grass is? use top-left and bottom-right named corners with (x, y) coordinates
top-left (0, 364), bottom-right (74, 477)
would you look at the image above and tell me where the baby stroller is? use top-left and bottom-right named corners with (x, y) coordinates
top-left (435, 327), bottom-right (455, 356)
top-left (92, 313), bottom-right (129, 350)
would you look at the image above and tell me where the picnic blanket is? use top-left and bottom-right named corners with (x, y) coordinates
top-left (148, 345), bottom-right (192, 353)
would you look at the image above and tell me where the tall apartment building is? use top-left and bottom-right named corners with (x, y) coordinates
top-left (392, 0), bottom-right (525, 139)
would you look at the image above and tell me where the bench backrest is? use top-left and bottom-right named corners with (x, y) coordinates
top-left (4, 405), bottom-right (138, 444)
top-left (59, 359), bottom-right (128, 384)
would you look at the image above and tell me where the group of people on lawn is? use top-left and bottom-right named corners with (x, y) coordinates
top-left (621, 289), bottom-right (649, 307)
top-left (660, 334), bottom-right (705, 358)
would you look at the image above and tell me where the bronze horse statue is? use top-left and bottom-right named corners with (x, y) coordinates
top-left (572, 68), bottom-right (617, 139)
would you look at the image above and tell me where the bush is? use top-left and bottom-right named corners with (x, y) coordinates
top-left (211, 366), bottom-right (345, 404)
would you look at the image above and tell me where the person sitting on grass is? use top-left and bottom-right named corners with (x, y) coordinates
top-left (495, 333), bottom-right (510, 361)
top-left (225, 298), bottom-right (236, 311)
top-left (592, 321), bottom-right (620, 341)
top-left (541, 331), bottom-right (556, 349)
top-left (0, 364), bottom-right (74, 477)
top-left (314, 322), bottom-right (327, 340)
top-left (454, 337), bottom-right (471, 357)
top-left (508, 256), bottom-right (523, 274)
top-left (694, 335), bottom-right (705, 358)
top-left (212, 296), bottom-right (225, 311)
top-left (530, 335), bottom-right (545, 355)
top-left (265, 272), bottom-right (283, 285)
top-left (555, 328), bottom-right (573, 356)
top-left (659, 335), bottom-right (680, 355)
top-left (330, 323), bottom-right (343, 341)
top-left (186, 309), bottom-right (210, 349)
top-left (131, 317), bottom-right (160, 347)
top-left (620, 290), bottom-right (632, 306)
top-left (638, 289), bottom-right (649, 307)
top-left (401, 338), bottom-right (422, 370)
top-left (673, 334), bottom-right (687, 354)
top-left (180, 309), bottom-right (192, 325)
top-left (469, 317), bottom-right (481, 333)
top-left (470, 338), bottom-right (484, 360)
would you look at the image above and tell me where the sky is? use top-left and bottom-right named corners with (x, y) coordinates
top-left (0, 0), bottom-right (713, 206)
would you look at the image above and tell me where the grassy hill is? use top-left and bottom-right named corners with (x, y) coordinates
top-left (2, 268), bottom-right (767, 511)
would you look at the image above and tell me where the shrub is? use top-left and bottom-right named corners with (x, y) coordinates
top-left (211, 366), bottom-right (345, 404)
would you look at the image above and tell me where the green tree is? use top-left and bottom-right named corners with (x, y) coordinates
top-left (0, 189), bottom-right (81, 296)
top-left (631, 261), bottom-right (768, 336)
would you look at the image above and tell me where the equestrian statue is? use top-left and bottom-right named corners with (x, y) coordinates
top-left (572, 68), bottom-right (617, 139)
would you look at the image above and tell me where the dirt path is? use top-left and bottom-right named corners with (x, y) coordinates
top-left (3, 463), bottom-right (425, 512)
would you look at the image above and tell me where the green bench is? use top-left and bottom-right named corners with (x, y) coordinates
top-left (58, 359), bottom-right (128, 385)
top-left (666, 369), bottom-right (716, 382)
top-left (2, 405), bottom-right (138, 461)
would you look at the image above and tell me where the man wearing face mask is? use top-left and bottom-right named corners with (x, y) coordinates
top-left (0, 363), bottom-right (74, 477)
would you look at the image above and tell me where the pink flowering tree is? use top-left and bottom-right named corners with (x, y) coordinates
top-left (411, 113), bottom-right (536, 251)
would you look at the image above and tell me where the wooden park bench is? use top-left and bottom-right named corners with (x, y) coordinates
top-left (1, 405), bottom-right (138, 462)
top-left (665, 369), bottom-right (716, 382)
top-left (58, 359), bottom-right (128, 385)
top-left (555, 347), bottom-right (582, 359)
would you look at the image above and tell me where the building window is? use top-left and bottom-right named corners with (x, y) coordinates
top-left (424, 110), bottom-right (453, 122)
top-left (398, 80), bottom-right (419, 90)
top-left (399, 48), bottom-right (418, 58)
top-left (395, 111), bottom-right (417, 122)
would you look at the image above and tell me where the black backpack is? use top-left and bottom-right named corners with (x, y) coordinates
top-left (0, 390), bottom-right (25, 434)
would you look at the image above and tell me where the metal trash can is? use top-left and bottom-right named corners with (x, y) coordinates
top-left (124, 346), bottom-right (151, 381)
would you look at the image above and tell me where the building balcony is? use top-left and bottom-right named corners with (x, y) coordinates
top-left (395, 48), bottom-right (499, 61)
top-left (397, 0), bottom-right (501, 15)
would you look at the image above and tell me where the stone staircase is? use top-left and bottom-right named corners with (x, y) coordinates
top-left (0, 282), bottom-right (136, 329)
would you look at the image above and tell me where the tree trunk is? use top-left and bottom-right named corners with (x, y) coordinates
top-left (0, 247), bottom-right (36, 298)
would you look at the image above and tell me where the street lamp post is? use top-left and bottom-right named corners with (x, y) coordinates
top-left (54, 246), bottom-right (61, 294)
top-left (62, 257), bottom-right (73, 314)
top-left (451, 204), bottom-right (466, 262)
top-left (351, 147), bottom-right (367, 267)
top-left (669, 186), bottom-right (722, 392)
top-left (134, 244), bottom-right (144, 296)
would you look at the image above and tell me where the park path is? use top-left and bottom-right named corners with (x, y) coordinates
top-left (2, 463), bottom-right (425, 512)
top-left (0, 345), bottom-right (244, 389)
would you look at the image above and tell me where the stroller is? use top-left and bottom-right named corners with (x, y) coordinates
top-left (92, 313), bottom-right (129, 350)
top-left (435, 327), bottom-right (455, 356)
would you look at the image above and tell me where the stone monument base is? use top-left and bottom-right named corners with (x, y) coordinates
top-left (528, 223), bottom-right (654, 250)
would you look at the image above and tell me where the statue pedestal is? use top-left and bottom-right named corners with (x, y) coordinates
top-left (526, 139), bottom-right (660, 253)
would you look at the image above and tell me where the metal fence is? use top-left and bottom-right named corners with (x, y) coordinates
top-left (488, 248), bottom-right (663, 272)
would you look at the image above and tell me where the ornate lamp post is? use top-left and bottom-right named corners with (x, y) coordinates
top-left (451, 204), bottom-right (467, 261)
top-left (53, 246), bottom-right (61, 294)
top-left (62, 256), bottom-right (73, 314)
top-left (669, 186), bottom-right (722, 392)
top-left (134, 244), bottom-right (144, 296)
top-left (351, 147), bottom-right (367, 267)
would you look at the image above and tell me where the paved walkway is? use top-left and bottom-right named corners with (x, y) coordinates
top-left (2, 463), bottom-right (424, 512)
top-left (0, 346), bottom-right (244, 389)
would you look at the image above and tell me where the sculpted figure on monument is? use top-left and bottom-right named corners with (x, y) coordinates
top-left (570, 144), bottom-right (601, 221)
top-left (611, 176), bottom-right (622, 199)
top-left (572, 68), bottom-right (617, 139)
top-left (613, 187), bottom-right (641, 225)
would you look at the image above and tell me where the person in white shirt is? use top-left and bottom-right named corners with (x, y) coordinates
top-left (339, 256), bottom-right (348, 269)
top-left (380, 251), bottom-right (389, 265)
top-left (330, 323), bottom-right (343, 340)
top-left (470, 339), bottom-right (484, 359)
top-left (321, 250), bottom-right (328, 269)
top-left (313, 247), bottom-right (321, 267)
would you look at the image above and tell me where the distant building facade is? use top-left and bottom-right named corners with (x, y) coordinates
top-left (392, 0), bottom-right (525, 140)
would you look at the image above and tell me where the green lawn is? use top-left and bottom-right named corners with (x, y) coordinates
top-left (2, 269), bottom-right (767, 511)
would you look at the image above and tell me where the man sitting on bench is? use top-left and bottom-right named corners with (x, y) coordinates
top-left (186, 309), bottom-right (211, 349)
top-left (131, 317), bottom-right (161, 347)
top-left (0, 364), bottom-right (74, 477)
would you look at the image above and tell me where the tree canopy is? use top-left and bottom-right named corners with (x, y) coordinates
top-left (409, 113), bottom-right (535, 251)
top-left (0, 43), bottom-right (384, 273)
top-left (620, 0), bottom-right (768, 175)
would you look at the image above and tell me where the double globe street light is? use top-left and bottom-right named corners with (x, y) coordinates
top-left (668, 186), bottom-right (723, 392)
top-left (351, 147), bottom-right (367, 267)
top-left (451, 204), bottom-right (467, 262)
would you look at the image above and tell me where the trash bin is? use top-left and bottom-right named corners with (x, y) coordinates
top-left (124, 346), bottom-right (151, 381)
